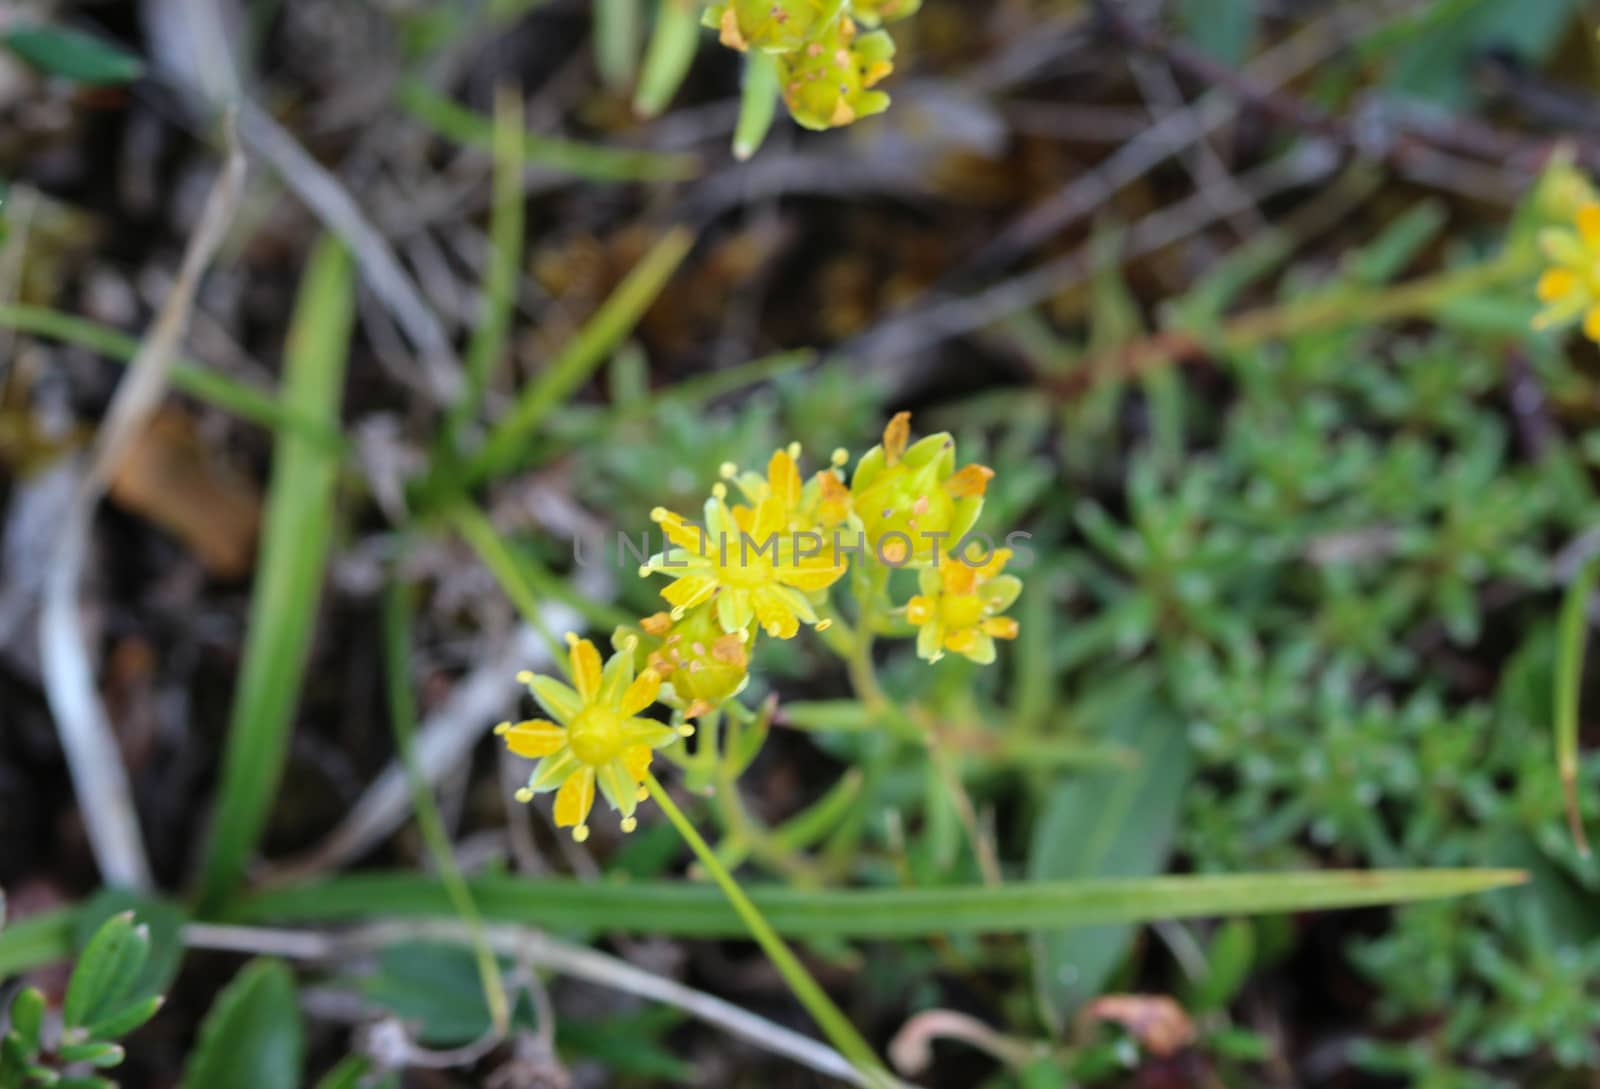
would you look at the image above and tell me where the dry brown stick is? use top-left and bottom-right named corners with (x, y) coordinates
top-left (39, 124), bottom-right (247, 890)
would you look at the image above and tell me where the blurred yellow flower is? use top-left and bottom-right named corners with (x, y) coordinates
top-left (497, 634), bottom-right (687, 841)
top-left (851, 411), bottom-right (992, 566)
top-left (703, 0), bottom-right (836, 54)
top-left (905, 548), bottom-right (1021, 664)
top-left (777, 16), bottom-right (894, 131)
top-left (1535, 202), bottom-right (1600, 343)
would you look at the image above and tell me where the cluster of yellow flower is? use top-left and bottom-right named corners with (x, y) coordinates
top-left (703, 0), bottom-right (918, 130)
top-left (496, 413), bottom-right (1022, 840)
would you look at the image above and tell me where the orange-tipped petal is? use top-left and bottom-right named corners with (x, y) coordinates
top-left (497, 719), bottom-right (567, 758)
top-left (883, 411), bottom-right (911, 464)
top-left (943, 563), bottom-right (978, 596)
top-left (640, 612), bottom-right (673, 636)
top-left (620, 669), bottom-right (663, 716)
top-left (944, 464), bottom-right (995, 499)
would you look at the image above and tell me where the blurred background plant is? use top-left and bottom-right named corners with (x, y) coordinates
top-left (2, 0), bottom-right (1600, 1087)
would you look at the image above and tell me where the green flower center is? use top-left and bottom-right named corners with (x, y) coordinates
top-left (569, 705), bottom-right (625, 765)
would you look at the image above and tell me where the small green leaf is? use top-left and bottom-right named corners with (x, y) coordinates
top-left (3, 25), bottom-right (145, 85)
top-left (180, 961), bottom-right (303, 1089)
top-left (1190, 918), bottom-right (1255, 1013)
top-left (361, 942), bottom-right (494, 1046)
top-left (63, 914), bottom-right (142, 1029)
top-left (310, 1056), bottom-right (373, 1089)
top-left (8, 987), bottom-right (45, 1055)
top-left (85, 994), bottom-right (164, 1042)
top-left (71, 890), bottom-right (186, 1013)
top-left (56, 1041), bottom-right (123, 1068)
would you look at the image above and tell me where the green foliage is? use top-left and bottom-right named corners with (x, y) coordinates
top-left (178, 961), bottom-right (302, 1089)
top-left (1, 26), bottom-right (143, 85)
top-left (1, 914), bottom-right (166, 1089)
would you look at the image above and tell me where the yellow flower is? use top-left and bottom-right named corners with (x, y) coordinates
top-left (905, 548), bottom-right (1021, 664)
top-left (642, 474), bottom-right (847, 639)
top-left (720, 443), bottom-right (852, 533)
top-left (639, 605), bottom-right (752, 715)
top-left (1535, 201), bottom-right (1600, 343)
top-left (497, 634), bottom-right (689, 841)
top-left (850, 411), bottom-right (992, 566)
top-left (703, 0), bottom-right (839, 54)
top-left (777, 16), bottom-right (894, 131)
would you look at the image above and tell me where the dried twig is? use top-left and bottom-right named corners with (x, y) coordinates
top-left (39, 126), bottom-right (247, 890)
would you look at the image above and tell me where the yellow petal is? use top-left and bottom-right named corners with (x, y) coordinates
top-left (1584, 304), bottom-right (1600, 344)
top-left (497, 719), bottom-right (567, 758)
top-left (751, 585), bottom-right (801, 639)
top-left (775, 561), bottom-right (847, 591)
top-left (1578, 202), bottom-right (1600, 246)
top-left (945, 628), bottom-right (979, 653)
top-left (622, 744), bottom-right (653, 784)
top-left (883, 411), bottom-right (911, 464)
top-left (554, 766), bottom-right (596, 830)
top-left (1538, 267), bottom-right (1578, 302)
top-left (653, 508), bottom-right (708, 553)
top-left (943, 562), bottom-right (978, 596)
top-left (620, 669), bottom-right (663, 716)
top-left (982, 616), bottom-right (1020, 640)
top-left (905, 595), bottom-right (934, 625)
top-left (662, 574), bottom-right (719, 610)
top-left (568, 638), bottom-right (603, 701)
top-left (768, 449), bottom-right (802, 510)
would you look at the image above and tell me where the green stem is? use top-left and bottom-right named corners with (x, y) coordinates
top-left (383, 576), bottom-right (511, 1035)
top-left (645, 774), bottom-right (893, 1088)
top-left (1556, 554), bottom-right (1597, 857)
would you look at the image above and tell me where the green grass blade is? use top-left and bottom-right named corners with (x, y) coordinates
top-left (398, 81), bottom-right (699, 182)
top-left (465, 226), bottom-right (694, 483)
top-left (443, 86), bottom-right (526, 449)
top-left (195, 236), bottom-right (355, 912)
top-left (382, 576), bottom-right (509, 1035)
top-left (0, 869), bottom-right (1529, 977)
top-left (0, 303), bottom-right (343, 452)
top-left (733, 51), bottom-right (781, 161)
top-left (634, 0), bottom-right (701, 119)
top-left (595, 0), bottom-right (644, 91)
top-left (225, 868), bottom-right (1527, 938)
top-left (1556, 554), bottom-right (1597, 856)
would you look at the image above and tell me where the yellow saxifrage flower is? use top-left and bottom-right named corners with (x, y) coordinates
top-left (703, 0), bottom-right (837, 54)
top-left (497, 635), bottom-right (688, 841)
top-left (643, 461), bottom-right (848, 639)
top-left (639, 604), bottom-right (753, 715)
top-left (778, 16), bottom-right (894, 131)
top-left (851, 411), bottom-right (992, 566)
top-left (721, 443), bottom-right (852, 533)
top-left (906, 548), bottom-right (1022, 664)
top-left (1535, 202), bottom-right (1600, 342)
